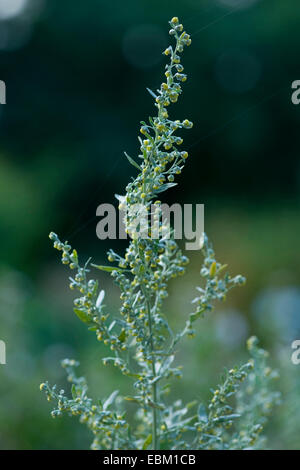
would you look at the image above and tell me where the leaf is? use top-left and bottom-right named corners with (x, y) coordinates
top-left (189, 310), bottom-right (203, 323)
top-left (154, 183), bottom-right (178, 194)
top-left (147, 400), bottom-right (165, 411)
top-left (124, 396), bottom-right (142, 404)
top-left (149, 375), bottom-right (162, 385)
top-left (146, 87), bottom-right (157, 99)
top-left (91, 264), bottom-right (126, 273)
top-left (118, 329), bottom-right (126, 343)
top-left (218, 264), bottom-right (228, 274)
top-left (103, 390), bottom-right (119, 410)
top-left (198, 403), bottom-right (208, 423)
top-left (186, 400), bottom-right (197, 410)
top-left (73, 308), bottom-right (91, 324)
top-left (124, 152), bottom-right (142, 171)
top-left (213, 414), bottom-right (240, 423)
top-left (195, 287), bottom-right (205, 293)
top-left (115, 193), bottom-right (126, 203)
top-left (96, 289), bottom-right (105, 308)
top-left (209, 261), bottom-right (217, 277)
top-left (132, 291), bottom-right (141, 308)
top-left (108, 320), bottom-right (116, 332)
top-left (142, 434), bottom-right (153, 450)
top-left (159, 355), bottom-right (175, 375)
top-left (123, 371), bottom-right (141, 379)
top-left (71, 384), bottom-right (77, 400)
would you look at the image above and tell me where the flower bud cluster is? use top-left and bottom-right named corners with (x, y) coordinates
top-left (40, 359), bottom-right (129, 450)
top-left (49, 232), bottom-right (126, 354)
top-left (186, 234), bottom-right (246, 334)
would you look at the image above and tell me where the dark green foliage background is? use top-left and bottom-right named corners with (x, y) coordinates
top-left (0, 0), bottom-right (299, 449)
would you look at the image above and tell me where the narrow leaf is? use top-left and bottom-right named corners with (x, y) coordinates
top-left (198, 403), bottom-right (208, 423)
top-left (108, 320), bottom-right (116, 332)
top-left (91, 264), bottom-right (127, 273)
top-left (103, 390), bottom-right (119, 410)
top-left (213, 414), bottom-right (241, 423)
top-left (142, 434), bottom-right (153, 450)
top-left (115, 193), bottom-right (126, 203)
top-left (159, 355), bottom-right (175, 375)
top-left (146, 87), bottom-right (157, 99)
top-left (154, 183), bottom-right (178, 194)
top-left (96, 289), bottom-right (105, 308)
top-left (209, 261), bottom-right (217, 277)
top-left (124, 396), bottom-right (142, 404)
top-left (73, 308), bottom-right (91, 324)
top-left (124, 152), bottom-right (142, 171)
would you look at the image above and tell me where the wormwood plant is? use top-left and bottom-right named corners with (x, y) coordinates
top-left (40, 17), bottom-right (280, 450)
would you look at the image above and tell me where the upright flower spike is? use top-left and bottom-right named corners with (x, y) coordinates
top-left (125, 17), bottom-right (193, 211)
top-left (41, 18), bottom-right (279, 451)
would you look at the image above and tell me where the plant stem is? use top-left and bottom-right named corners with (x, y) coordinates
top-left (152, 379), bottom-right (158, 450)
top-left (142, 286), bottom-right (158, 450)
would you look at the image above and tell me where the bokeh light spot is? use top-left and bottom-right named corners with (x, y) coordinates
top-left (0, 0), bottom-right (28, 20)
top-left (215, 310), bottom-right (248, 349)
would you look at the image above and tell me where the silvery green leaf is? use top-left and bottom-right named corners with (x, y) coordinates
top-left (108, 320), bottom-right (116, 332)
top-left (103, 390), bottom-right (119, 410)
top-left (198, 403), bottom-right (208, 422)
top-left (159, 355), bottom-right (175, 375)
top-left (124, 152), bottom-right (142, 171)
top-left (132, 291), bottom-right (141, 308)
top-left (96, 289), bottom-right (105, 308)
top-left (149, 375), bottom-right (162, 385)
top-left (213, 414), bottom-right (240, 423)
top-left (114, 194), bottom-right (126, 203)
top-left (146, 87), bottom-right (157, 99)
top-left (154, 183), bottom-right (178, 194)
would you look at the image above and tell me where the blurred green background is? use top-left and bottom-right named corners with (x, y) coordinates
top-left (0, 0), bottom-right (300, 449)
